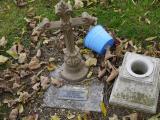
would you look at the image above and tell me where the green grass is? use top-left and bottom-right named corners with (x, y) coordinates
top-left (0, 0), bottom-right (160, 48)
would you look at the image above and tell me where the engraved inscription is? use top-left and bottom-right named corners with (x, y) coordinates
top-left (58, 87), bottom-right (88, 101)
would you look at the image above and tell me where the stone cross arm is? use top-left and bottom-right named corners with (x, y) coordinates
top-left (39, 12), bottom-right (97, 30)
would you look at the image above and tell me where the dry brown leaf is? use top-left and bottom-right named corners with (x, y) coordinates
top-left (105, 53), bottom-right (116, 61)
top-left (31, 75), bottom-right (39, 84)
top-left (23, 113), bottom-right (39, 120)
top-left (0, 55), bottom-right (8, 64)
top-left (18, 91), bottom-right (31, 103)
top-left (122, 113), bottom-right (138, 120)
top-left (29, 20), bottom-right (37, 29)
top-left (109, 114), bottom-right (119, 120)
top-left (36, 49), bottom-right (41, 57)
top-left (28, 56), bottom-right (41, 70)
top-left (85, 57), bottom-right (97, 67)
top-left (20, 70), bottom-right (30, 78)
top-left (3, 99), bottom-right (19, 108)
top-left (51, 77), bottom-right (64, 88)
top-left (145, 36), bottom-right (157, 41)
top-left (0, 83), bottom-right (13, 93)
top-left (40, 76), bottom-right (50, 90)
top-left (32, 83), bottom-right (40, 91)
top-left (15, 0), bottom-right (27, 7)
top-left (9, 108), bottom-right (19, 120)
top-left (98, 67), bottom-right (107, 79)
top-left (31, 36), bottom-right (39, 43)
top-left (12, 82), bottom-right (21, 89)
top-left (106, 61), bottom-right (119, 83)
top-left (0, 36), bottom-right (7, 47)
top-left (18, 53), bottom-right (27, 63)
top-left (74, 0), bottom-right (84, 9)
top-left (49, 57), bottom-right (55, 62)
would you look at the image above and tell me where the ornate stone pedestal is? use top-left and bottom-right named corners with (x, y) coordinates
top-left (61, 47), bottom-right (88, 82)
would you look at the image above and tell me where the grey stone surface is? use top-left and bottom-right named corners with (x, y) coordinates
top-left (43, 67), bottom-right (103, 112)
top-left (109, 52), bottom-right (160, 113)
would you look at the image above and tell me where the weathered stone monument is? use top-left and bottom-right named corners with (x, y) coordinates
top-left (41, 0), bottom-right (96, 82)
top-left (109, 52), bottom-right (160, 113)
top-left (43, 0), bottom-right (103, 112)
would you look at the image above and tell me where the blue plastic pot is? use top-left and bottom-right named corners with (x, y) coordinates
top-left (84, 25), bottom-right (114, 55)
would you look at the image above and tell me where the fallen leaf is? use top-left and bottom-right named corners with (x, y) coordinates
top-left (32, 83), bottom-right (40, 91)
top-left (109, 114), bottom-right (118, 120)
top-left (15, 0), bottom-right (28, 7)
top-left (31, 75), bottom-right (39, 84)
top-left (18, 53), bottom-right (27, 63)
top-left (40, 76), bottom-right (50, 90)
top-left (76, 38), bottom-right (83, 45)
top-left (22, 113), bottom-right (39, 120)
top-left (49, 57), bottom-right (55, 62)
top-left (3, 99), bottom-right (18, 108)
top-left (18, 91), bottom-right (31, 103)
top-left (51, 77), bottom-right (64, 88)
top-left (74, 0), bottom-right (84, 9)
top-left (145, 18), bottom-right (151, 24)
top-left (85, 57), bottom-right (97, 67)
top-left (50, 114), bottom-right (60, 120)
top-left (29, 20), bottom-right (37, 29)
top-left (36, 49), bottom-right (41, 57)
top-left (100, 101), bottom-right (107, 117)
top-left (145, 36), bottom-right (157, 41)
top-left (9, 108), bottom-right (19, 120)
top-left (122, 113), bottom-right (138, 120)
top-left (87, 71), bottom-right (93, 78)
top-left (98, 67), bottom-right (107, 79)
top-left (28, 56), bottom-right (41, 70)
top-left (6, 49), bottom-right (18, 59)
top-left (17, 104), bottom-right (24, 114)
top-left (77, 114), bottom-right (83, 120)
top-left (0, 36), bottom-right (7, 47)
top-left (67, 111), bottom-right (75, 119)
top-left (0, 83), bottom-right (13, 93)
top-left (148, 113), bottom-right (160, 120)
top-left (12, 82), bottom-right (21, 89)
top-left (0, 55), bottom-right (8, 64)
top-left (106, 63), bottom-right (119, 83)
top-left (47, 63), bottom-right (57, 71)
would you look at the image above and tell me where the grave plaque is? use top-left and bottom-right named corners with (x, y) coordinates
top-left (58, 86), bottom-right (88, 101)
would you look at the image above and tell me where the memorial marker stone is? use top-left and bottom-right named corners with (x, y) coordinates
top-left (43, 0), bottom-right (103, 112)
top-left (41, 0), bottom-right (97, 82)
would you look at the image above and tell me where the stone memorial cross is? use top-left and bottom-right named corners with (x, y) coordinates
top-left (41, 0), bottom-right (97, 82)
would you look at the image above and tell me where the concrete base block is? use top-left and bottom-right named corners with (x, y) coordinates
top-left (109, 52), bottom-right (160, 113)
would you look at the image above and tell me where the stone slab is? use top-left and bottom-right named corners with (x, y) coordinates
top-left (43, 67), bottom-right (103, 112)
top-left (109, 52), bottom-right (160, 113)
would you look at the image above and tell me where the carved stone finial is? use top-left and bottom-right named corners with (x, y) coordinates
top-left (55, 0), bottom-right (72, 21)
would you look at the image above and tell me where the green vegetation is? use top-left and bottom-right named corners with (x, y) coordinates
top-left (0, 0), bottom-right (160, 47)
